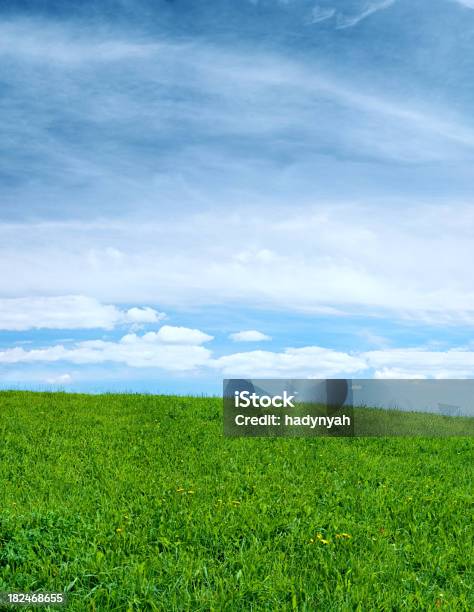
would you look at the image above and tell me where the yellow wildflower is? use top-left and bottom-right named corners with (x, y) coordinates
top-left (316, 533), bottom-right (330, 544)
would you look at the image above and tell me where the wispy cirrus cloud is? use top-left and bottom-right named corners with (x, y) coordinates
top-left (308, 6), bottom-right (336, 24)
top-left (2, 16), bottom-right (474, 217)
top-left (309, 1), bottom-right (396, 29)
top-left (0, 24), bottom-right (160, 64)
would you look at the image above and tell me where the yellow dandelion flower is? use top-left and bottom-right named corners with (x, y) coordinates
top-left (116, 527), bottom-right (124, 534)
top-left (315, 533), bottom-right (330, 544)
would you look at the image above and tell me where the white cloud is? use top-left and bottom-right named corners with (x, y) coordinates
top-left (122, 326), bottom-right (213, 345)
top-left (216, 346), bottom-right (474, 379)
top-left (0, 23), bottom-right (161, 65)
top-left (0, 296), bottom-right (165, 330)
top-left (0, 327), bottom-right (212, 371)
top-left (154, 325), bottom-right (213, 345)
top-left (308, 6), bottom-right (336, 24)
top-left (336, 1), bottom-right (396, 29)
top-left (3, 22), bottom-right (474, 163)
top-left (309, 1), bottom-right (396, 29)
top-left (214, 346), bottom-right (367, 378)
top-left (229, 330), bottom-right (272, 342)
top-left (2, 202), bottom-right (474, 327)
top-left (365, 348), bottom-right (474, 379)
top-left (3, 334), bottom-right (474, 379)
top-left (45, 373), bottom-right (73, 385)
top-left (124, 307), bottom-right (165, 324)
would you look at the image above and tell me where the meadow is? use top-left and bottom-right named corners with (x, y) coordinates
top-left (0, 391), bottom-right (472, 610)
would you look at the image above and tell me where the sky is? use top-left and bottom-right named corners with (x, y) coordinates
top-left (1, 0), bottom-right (474, 393)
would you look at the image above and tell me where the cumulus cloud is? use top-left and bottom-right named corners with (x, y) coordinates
top-left (124, 307), bottom-right (166, 324)
top-left (214, 346), bottom-right (367, 378)
top-left (216, 346), bottom-right (474, 379)
top-left (0, 296), bottom-right (165, 330)
top-left (154, 325), bottom-right (213, 344)
top-left (0, 326), bottom-right (212, 371)
top-left (122, 326), bottom-right (213, 345)
top-left (3, 334), bottom-right (474, 378)
top-left (229, 330), bottom-right (272, 342)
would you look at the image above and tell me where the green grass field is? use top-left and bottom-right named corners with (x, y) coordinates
top-left (0, 391), bottom-right (473, 611)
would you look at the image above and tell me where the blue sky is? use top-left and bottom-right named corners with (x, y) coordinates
top-left (1, 0), bottom-right (474, 393)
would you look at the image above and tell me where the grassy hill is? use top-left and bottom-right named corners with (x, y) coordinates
top-left (0, 391), bottom-right (473, 610)
top-left (353, 404), bottom-right (474, 436)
